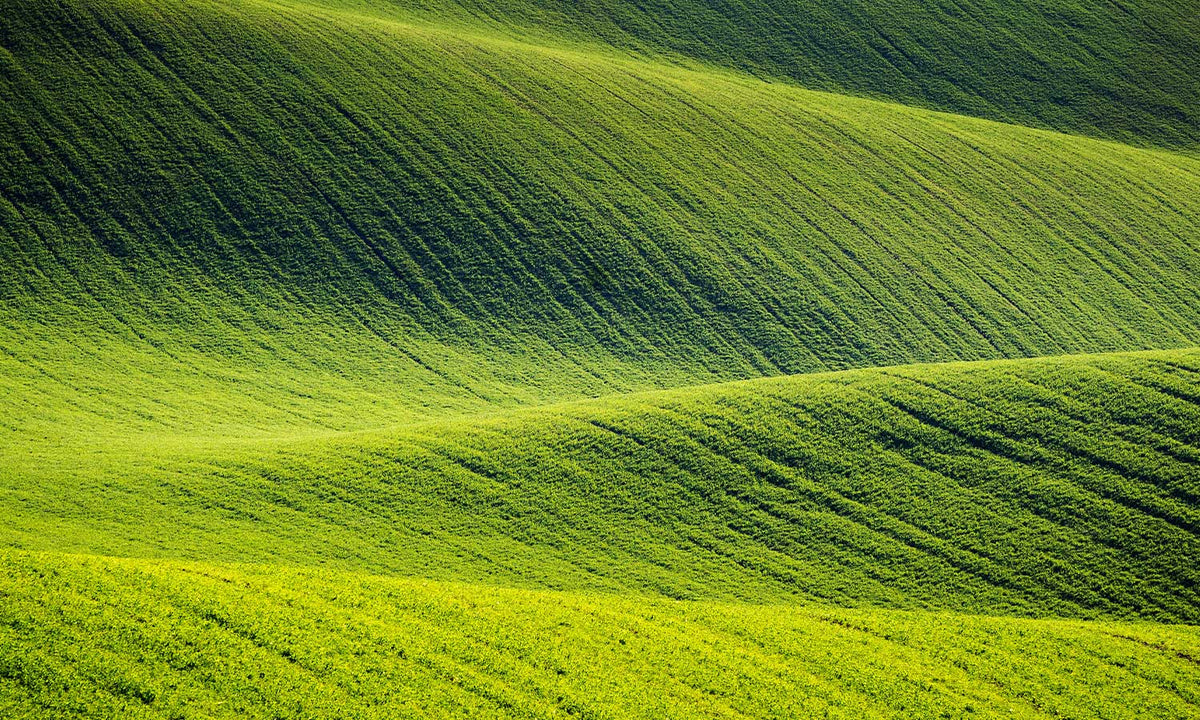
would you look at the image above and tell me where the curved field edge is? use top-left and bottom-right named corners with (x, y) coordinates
top-left (1, 550), bottom-right (1198, 720)
top-left (3, 0), bottom-right (1200, 439)
top-left (5, 349), bottom-right (1199, 620)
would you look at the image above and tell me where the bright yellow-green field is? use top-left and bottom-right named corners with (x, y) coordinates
top-left (2, 0), bottom-right (1199, 716)
top-left (4, 550), bottom-right (1200, 719)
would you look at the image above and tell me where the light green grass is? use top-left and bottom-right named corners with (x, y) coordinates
top-left (2, 550), bottom-right (1199, 719)
top-left (6, 350), bottom-right (1198, 620)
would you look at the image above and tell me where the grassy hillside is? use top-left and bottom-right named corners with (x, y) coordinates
top-left (3, 550), bottom-right (1199, 720)
top-left (2, 0), bottom-right (1200, 439)
top-left (6, 350), bottom-right (1199, 620)
top-left (302, 0), bottom-right (1200, 150)
top-left (2, 0), bottom-right (1199, 716)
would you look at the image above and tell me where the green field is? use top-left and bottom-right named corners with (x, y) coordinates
top-left (7, 350), bottom-right (1200, 619)
top-left (5, 551), bottom-right (1200, 720)
top-left (1, 0), bottom-right (1198, 715)
top-left (4, 349), bottom-right (1200, 716)
top-left (291, 0), bottom-right (1200, 150)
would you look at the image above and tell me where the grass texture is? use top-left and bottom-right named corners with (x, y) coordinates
top-left (3, 550), bottom-right (1199, 720)
top-left (2, 0), bottom-right (1200, 441)
top-left (298, 0), bottom-right (1200, 150)
top-left (2, 0), bottom-right (1199, 716)
top-left (6, 350), bottom-right (1199, 621)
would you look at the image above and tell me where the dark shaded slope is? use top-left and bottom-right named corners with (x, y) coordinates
top-left (302, 0), bottom-right (1200, 150)
top-left (1, 0), bottom-right (1199, 434)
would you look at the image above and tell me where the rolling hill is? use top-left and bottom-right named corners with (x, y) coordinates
top-left (1, 0), bottom-right (1199, 716)
top-left (296, 0), bottom-right (1200, 150)
top-left (3, 0), bottom-right (1200, 437)
top-left (6, 349), bottom-right (1200, 619)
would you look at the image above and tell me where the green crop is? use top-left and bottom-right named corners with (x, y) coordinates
top-left (5, 350), bottom-right (1198, 620)
top-left (2, 0), bottom-right (1200, 441)
top-left (1, 0), bottom-right (1198, 716)
top-left (225, 0), bottom-right (1200, 150)
top-left (3, 550), bottom-right (1199, 719)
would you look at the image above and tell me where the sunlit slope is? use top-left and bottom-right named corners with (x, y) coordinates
top-left (3, 0), bottom-right (1200, 436)
top-left (3, 551), bottom-right (1199, 720)
top-left (300, 0), bottom-right (1200, 151)
top-left (7, 350), bottom-right (1198, 620)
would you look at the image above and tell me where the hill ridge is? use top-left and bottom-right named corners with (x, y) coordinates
top-left (270, 0), bottom-right (1200, 151)
top-left (3, 0), bottom-right (1200, 440)
top-left (6, 349), bottom-right (1198, 621)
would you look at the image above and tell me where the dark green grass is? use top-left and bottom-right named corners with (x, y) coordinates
top-left (3, 550), bottom-right (1199, 720)
top-left (2, 0), bottom-right (1200, 439)
top-left (285, 0), bottom-right (1200, 150)
top-left (7, 350), bottom-right (1199, 620)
